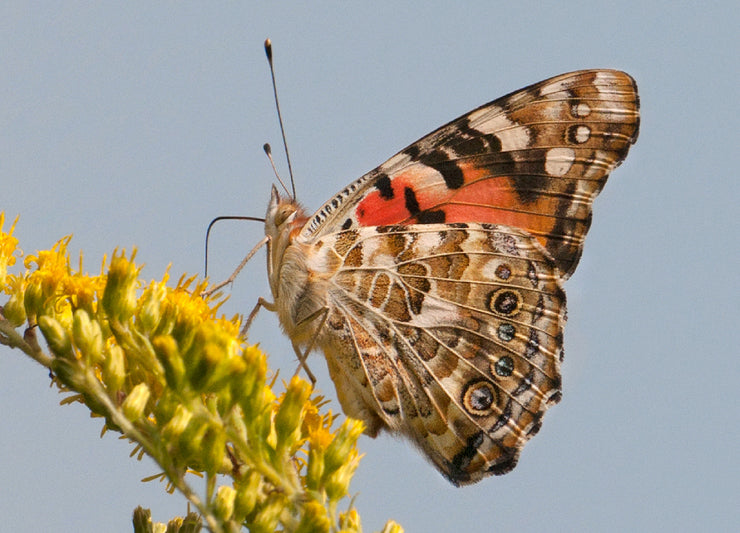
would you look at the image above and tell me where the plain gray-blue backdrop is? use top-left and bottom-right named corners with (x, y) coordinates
top-left (1, 2), bottom-right (737, 532)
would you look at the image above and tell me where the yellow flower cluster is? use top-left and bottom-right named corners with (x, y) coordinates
top-left (0, 214), bottom-right (403, 533)
top-left (0, 213), bottom-right (19, 288)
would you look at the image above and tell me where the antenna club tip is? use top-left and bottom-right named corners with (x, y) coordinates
top-left (263, 143), bottom-right (272, 154)
top-left (264, 39), bottom-right (272, 60)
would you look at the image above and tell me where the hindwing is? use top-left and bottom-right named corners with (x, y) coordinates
top-left (306, 224), bottom-right (565, 485)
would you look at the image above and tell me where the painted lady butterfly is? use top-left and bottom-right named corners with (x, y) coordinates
top-left (259, 67), bottom-right (639, 485)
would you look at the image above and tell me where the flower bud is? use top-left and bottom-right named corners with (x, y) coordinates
top-left (325, 452), bottom-right (360, 502)
top-left (323, 419), bottom-right (364, 477)
top-left (2, 292), bottom-right (26, 327)
top-left (251, 493), bottom-right (285, 533)
top-left (230, 406), bottom-right (248, 442)
top-left (176, 512), bottom-right (202, 533)
top-left (213, 485), bottom-right (236, 522)
top-left (200, 342), bottom-right (235, 393)
top-left (275, 376), bottom-right (311, 450)
top-left (184, 323), bottom-right (241, 394)
top-left (72, 309), bottom-right (104, 365)
top-left (339, 508), bottom-right (362, 531)
top-left (379, 520), bottom-right (405, 533)
top-left (233, 471), bottom-right (261, 522)
top-left (137, 283), bottom-right (165, 333)
top-left (152, 389), bottom-right (179, 429)
top-left (162, 404), bottom-right (194, 443)
top-left (103, 344), bottom-right (126, 393)
top-left (295, 500), bottom-right (331, 533)
top-left (50, 356), bottom-right (84, 391)
top-left (177, 416), bottom-right (209, 465)
top-left (202, 426), bottom-right (227, 475)
top-left (305, 445), bottom-right (324, 491)
top-left (152, 335), bottom-right (185, 389)
top-left (38, 315), bottom-right (73, 359)
top-left (306, 427), bottom-right (332, 491)
top-left (23, 280), bottom-right (44, 321)
top-left (102, 252), bottom-right (139, 323)
top-left (131, 506), bottom-right (152, 533)
top-left (236, 346), bottom-right (267, 410)
top-left (122, 383), bottom-right (151, 421)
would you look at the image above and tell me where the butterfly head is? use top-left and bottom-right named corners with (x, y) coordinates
top-left (266, 183), bottom-right (295, 226)
top-left (264, 185), bottom-right (309, 286)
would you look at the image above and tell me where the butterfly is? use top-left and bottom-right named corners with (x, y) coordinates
top-left (259, 69), bottom-right (639, 485)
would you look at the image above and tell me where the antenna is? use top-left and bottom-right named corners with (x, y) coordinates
top-left (264, 38), bottom-right (296, 199)
top-left (263, 143), bottom-right (291, 197)
top-left (204, 215), bottom-right (265, 277)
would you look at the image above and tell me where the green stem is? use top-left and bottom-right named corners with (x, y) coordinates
top-left (80, 369), bottom-right (223, 532)
top-left (0, 318), bottom-right (53, 368)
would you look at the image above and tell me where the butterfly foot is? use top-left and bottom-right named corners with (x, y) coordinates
top-left (293, 360), bottom-right (317, 386)
top-left (240, 297), bottom-right (276, 338)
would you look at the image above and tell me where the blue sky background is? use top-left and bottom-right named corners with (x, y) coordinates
top-left (1, 2), bottom-right (737, 531)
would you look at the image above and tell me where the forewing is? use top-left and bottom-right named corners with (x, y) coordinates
top-left (301, 70), bottom-right (639, 278)
top-left (310, 224), bottom-right (565, 485)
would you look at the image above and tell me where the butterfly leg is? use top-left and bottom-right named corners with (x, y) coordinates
top-left (202, 236), bottom-right (269, 298)
top-left (290, 342), bottom-right (316, 385)
top-left (240, 296), bottom-right (276, 338)
top-left (290, 306), bottom-right (330, 385)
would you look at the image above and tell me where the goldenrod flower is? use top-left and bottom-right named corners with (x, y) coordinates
top-left (0, 213), bottom-right (403, 533)
top-left (0, 213), bottom-right (20, 287)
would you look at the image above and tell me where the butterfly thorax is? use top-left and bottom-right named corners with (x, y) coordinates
top-left (265, 186), bottom-right (332, 344)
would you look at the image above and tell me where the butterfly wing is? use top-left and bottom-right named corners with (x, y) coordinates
top-left (300, 70), bottom-right (639, 278)
top-left (306, 223), bottom-right (565, 485)
top-left (278, 70), bottom-right (639, 483)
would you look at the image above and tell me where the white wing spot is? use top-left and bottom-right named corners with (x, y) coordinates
top-left (571, 102), bottom-right (591, 117)
top-left (467, 106), bottom-right (531, 151)
top-left (545, 148), bottom-right (575, 177)
top-left (574, 125), bottom-right (590, 143)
